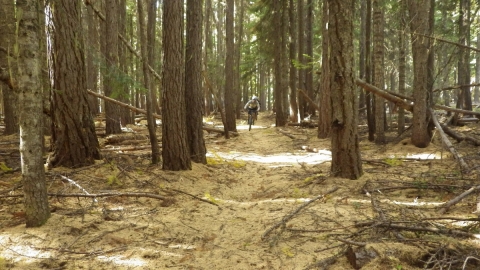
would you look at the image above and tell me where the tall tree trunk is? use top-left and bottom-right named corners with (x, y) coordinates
top-left (317, 0), bottom-right (331, 138)
top-left (305, 0), bottom-right (314, 116)
top-left (457, 0), bottom-right (472, 113)
top-left (118, 0), bottom-right (132, 126)
top-left (86, 3), bottom-right (100, 116)
top-left (162, 0), bottom-right (191, 170)
top-left (224, 0), bottom-right (237, 132)
top-left (186, 0), bottom-right (207, 164)
top-left (373, 0), bottom-right (385, 144)
top-left (475, 31), bottom-right (480, 103)
top-left (365, 0), bottom-right (375, 141)
top-left (297, 0), bottom-right (305, 119)
top-left (408, 0), bottom-right (431, 147)
top-left (203, 0), bottom-right (213, 116)
top-left (104, 0), bottom-right (122, 134)
top-left (147, 0), bottom-right (160, 115)
top-left (0, 0), bottom-right (19, 135)
top-left (17, 0), bottom-right (51, 227)
top-left (234, 0), bottom-right (245, 119)
top-left (328, 0), bottom-right (363, 180)
top-left (288, 0), bottom-right (298, 122)
top-left (138, 0), bottom-right (160, 164)
top-left (358, 0), bottom-right (366, 114)
top-left (273, 0), bottom-right (287, 126)
top-left (51, 0), bottom-right (101, 168)
top-left (397, 0), bottom-right (406, 134)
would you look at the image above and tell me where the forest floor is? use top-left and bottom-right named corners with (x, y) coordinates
top-left (1, 112), bottom-right (480, 270)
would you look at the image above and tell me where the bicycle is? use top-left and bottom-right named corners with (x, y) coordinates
top-left (247, 110), bottom-right (257, 131)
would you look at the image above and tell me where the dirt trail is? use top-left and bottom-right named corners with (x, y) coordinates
top-left (0, 113), bottom-right (478, 269)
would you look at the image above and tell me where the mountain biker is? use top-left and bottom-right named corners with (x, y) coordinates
top-left (244, 96), bottom-right (260, 120)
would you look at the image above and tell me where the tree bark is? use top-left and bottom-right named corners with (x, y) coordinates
top-left (328, 0), bottom-right (363, 180)
top-left (138, 0), bottom-right (160, 164)
top-left (186, 0), bottom-right (207, 164)
top-left (288, 0), bottom-right (298, 123)
top-left (407, 0), bottom-right (431, 148)
top-left (0, 0), bottom-right (19, 135)
top-left (104, 0), bottom-right (122, 134)
top-left (373, 0), bottom-right (385, 144)
top-left (273, 0), bottom-right (288, 126)
top-left (51, 0), bottom-right (101, 168)
top-left (162, 0), bottom-right (191, 170)
top-left (17, 0), bottom-right (51, 227)
top-left (317, 0), bottom-right (331, 138)
top-left (224, 0), bottom-right (237, 132)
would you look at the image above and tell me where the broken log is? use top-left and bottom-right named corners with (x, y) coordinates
top-left (429, 108), bottom-right (469, 173)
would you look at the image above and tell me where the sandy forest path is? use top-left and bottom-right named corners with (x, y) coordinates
top-left (1, 112), bottom-right (480, 270)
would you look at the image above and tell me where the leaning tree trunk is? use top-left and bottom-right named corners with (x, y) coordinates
top-left (17, 0), bottom-right (51, 227)
top-left (328, 0), bottom-right (363, 180)
top-left (51, 0), bottom-right (101, 168)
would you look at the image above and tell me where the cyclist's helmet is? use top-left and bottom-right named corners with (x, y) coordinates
top-left (252, 95), bottom-right (258, 101)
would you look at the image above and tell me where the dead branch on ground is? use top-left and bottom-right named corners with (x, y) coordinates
top-left (0, 192), bottom-right (174, 204)
top-left (277, 129), bottom-right (296, 139)
top-left (102, 145), bottom-right (153, 152)
top-left (429, 108), bottom-right (470, 173)
top-left (168, 188), bottom-right (222, 209)
top-left (438, 185), bottom-right (480, 215)
top-left (261, 186), bottom-right (339, 240)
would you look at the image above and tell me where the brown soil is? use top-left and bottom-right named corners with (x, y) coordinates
top-left (1, 112), bottom-right (480, 270)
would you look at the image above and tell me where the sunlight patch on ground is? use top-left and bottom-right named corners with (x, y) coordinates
top-left (97, 255), bottom-right (146, 267)
top-left (405, 153), bottom-right (441, 159)
top-left (0, 235), bottom-right (52, 263)
top-left (207, 150), bottom-right (331, 165)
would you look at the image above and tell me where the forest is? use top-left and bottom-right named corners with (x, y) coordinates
top-left (1, 0), bottom-right (480, 269)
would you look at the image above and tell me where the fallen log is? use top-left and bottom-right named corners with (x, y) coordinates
top-left (429, 108), bottom-right (469, 173)
top-left (433, 104), bottom-right (480, 117)
top-left (88, 90), bottom-right (229, 135)
top-left (440, 123), bottom-right (480, 146)
top-left (355, 79), bottom-right (413, 112)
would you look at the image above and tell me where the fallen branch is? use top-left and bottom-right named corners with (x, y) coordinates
top-left (429, 108), bottom-right (470, 173)
top-left (0, 192), bottom-right (174, 203)
top-left (297, 89), bottom-right (320, 111)
top-left (261, 186), bottom-right (339, 240)
top-left (168, 188), bottom-right (222, 209)
top-left (438, 185), bottom-right (480, 215)
top-left (433, 104), bottom-right (480, 117)
top-left (355, 221), bottom-right (475, 238)
top-left (433, 83), bottom-right (480, 93)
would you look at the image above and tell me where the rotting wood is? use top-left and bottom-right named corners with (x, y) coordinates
top-left (429, 108), bottom-right (470, 173)
top-left (438, 185), bottom-right (480, 215)
top-left (261, 186), bottom-right (339, 240)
